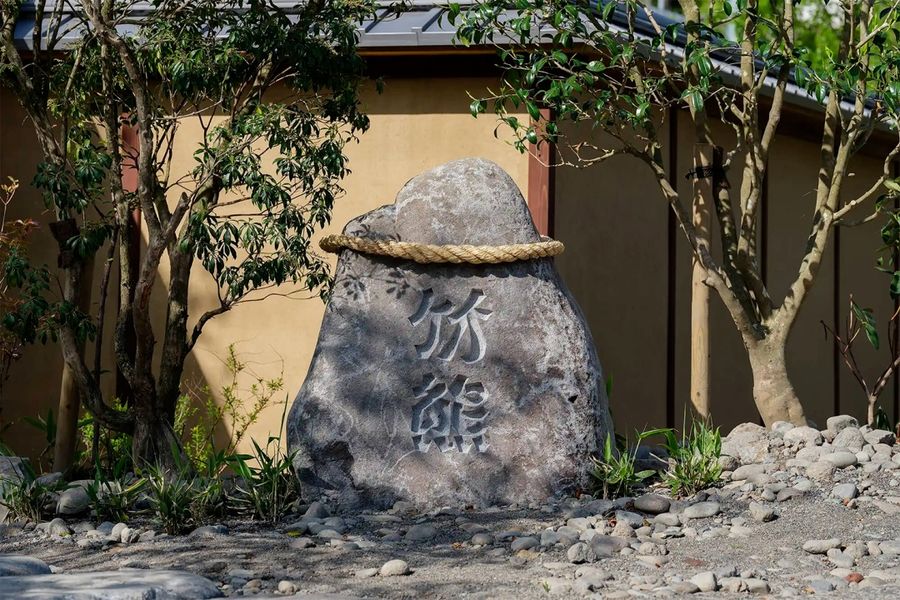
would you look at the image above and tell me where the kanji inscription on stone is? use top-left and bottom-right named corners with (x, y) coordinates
top-left (409, 288), bottom-right (492, 453)
top-left (408, 288), bottom-right (492, 363)
top-left (410, 374), bottom-right (489, 453)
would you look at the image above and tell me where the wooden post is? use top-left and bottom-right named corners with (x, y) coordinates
top-left (690, 144), bottom-right (714, 420)
top-left (52, 258), bottom-right (94, 473)
top-left (527, 107), bottom-right (556, 237)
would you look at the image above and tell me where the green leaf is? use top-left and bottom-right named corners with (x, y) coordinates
top-left (690, 90), bottom-right (704, 111)
top-left (696, 55), bottom-right (712, 77)
top-left (635, 101), bottom-right (650, 121)
top-left (586, 60), bottom-right (605, 73)
top-left (851, 301), bottom-right (880, 349)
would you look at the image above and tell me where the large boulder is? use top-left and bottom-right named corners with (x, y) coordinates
top-left (288, 158), bottom-right (612, 508)
top-left (0, 457), bottom-right (27, 483)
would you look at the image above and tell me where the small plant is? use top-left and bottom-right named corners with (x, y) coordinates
top-left (0, 461), bottom-right (66, 523)
top-left (85, 457), bottom-right (144, 522)
top-left (143, 448), bottom-right (198, 534)
top-left (660, 419), bottom-right (722, 497)
top-left (228, 403), bottom-right (298, 522)
top-left (590, 429), bottom-right (665, 499)
top-left (144, 464), bottom-right (196, 535)
top-left (823, 296), bottom-right (900, 426)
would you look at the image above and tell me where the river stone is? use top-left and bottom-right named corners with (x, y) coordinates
top-left (722, 423), bottom-right (769, 464)
top-left (0, 555), bottom-right (51, 576)
top-left (288, 158), bottom-right (612, 508)
top-left (56, 482), bottom-right (90, 516)
top-left (0, 569), bottom-right (221, 598)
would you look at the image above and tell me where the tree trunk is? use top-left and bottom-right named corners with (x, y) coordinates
top-left (747, 337), bottom-right (807, 426)
top-left (131, 404), bottom-right (183, 471)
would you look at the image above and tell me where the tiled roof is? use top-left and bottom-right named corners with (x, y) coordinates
top-left (11, 1), bottom-right (679, 51)
top-left (8, 1), bottom-right (860, 116)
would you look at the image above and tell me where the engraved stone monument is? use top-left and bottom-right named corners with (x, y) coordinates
top-left (288, 158), bottom-right (613, 508)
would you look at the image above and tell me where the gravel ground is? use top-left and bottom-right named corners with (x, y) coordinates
top-left (5, 417), bottom-right (900, 598)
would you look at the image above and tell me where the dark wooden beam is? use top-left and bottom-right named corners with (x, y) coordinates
top-left (528, 108), bottom-right (556, 237)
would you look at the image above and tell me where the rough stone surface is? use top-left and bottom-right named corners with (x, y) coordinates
top-left (825, 452), bottom-right (859, 468)
top-left (784, 426), bottom-right (823, 446)
top-left (48, 518), bottom-right (71, 537)
top-left (748, 502), bottom-right (776, 522)
top-left (0, 568), bottom-right (221, 599)
top-left (803, 539), bottom-right (842, 554)
top-left (404, 524), bottom-right (437, 542)
top-left (288, 158), bottom-right (612, 508)
top-left (865, 429), bottom-right (896, 446)
top-left (690, 572), bottom-right (717, 592)
top-left (807, 461), bottom-right (837, 481)
top-left (0, 457), bottom-right (27, 483)
top-left (833, 427), bottom-right (867, 450)
top-left (832, 483), bottom-right (858, 500)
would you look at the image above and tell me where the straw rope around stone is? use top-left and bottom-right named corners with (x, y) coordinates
top-left (319, 233), bottom-right (564, 265)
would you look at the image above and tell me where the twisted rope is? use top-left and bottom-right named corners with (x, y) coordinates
top-left (320, 233), bottom-right (564, 265)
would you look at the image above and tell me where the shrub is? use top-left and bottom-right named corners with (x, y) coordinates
top-left (0, 177), bottom-right (37, 418)
top-left (661, 420), bottom-right (722, 497)
top-left (177, 344), bottom-right (285, 471)
top-left (80, 398), bottom-right (133, 475)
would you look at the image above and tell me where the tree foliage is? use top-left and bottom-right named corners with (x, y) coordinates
top-left (0, 177), bottom-right (38, 412)
top-left (451, 0), bottom-right (900, 424)
top-left (0, 0), bottom-right (376, 465)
